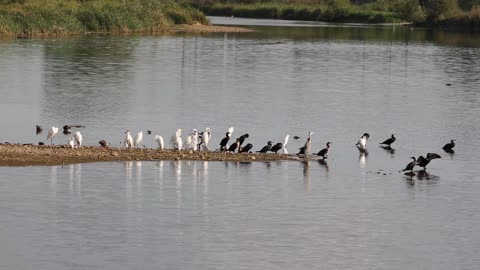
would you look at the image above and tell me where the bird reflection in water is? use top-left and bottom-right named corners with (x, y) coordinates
top-left (125, 161), bottom-right (133, 180)
top-left (135, 161), bottom-right (142, 180)
top-left (68, 164), bottom-right (82, 197)
top-left (318, 159), bottom-right (329, 171)
top-left (404, 175), bottom-right (415, 187)
top-left (416, 170), bottom-right (440, 182)
top-left (303, 160), bottom-right (311, 191)
top-left (380, 145), bottom-right (396, 156)
top-left (359, 151), bottom-right (367, 169)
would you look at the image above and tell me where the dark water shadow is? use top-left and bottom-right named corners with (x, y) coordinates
top-left (380, 145), bottom-right (396, 156)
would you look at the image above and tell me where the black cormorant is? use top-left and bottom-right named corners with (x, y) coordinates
top-left (239, 143), bottom-right (253, 153)
top-left (228, 138), bottom-right (240, 152)
top-left (219, 132), bottom-right (230, 151)
top-left (416, 153), bottom-right (441, 170)
top-left (36, 125), bottom-right (42, 135)
top-left (442, 140), bottom-right (455, 151)
top-left (380, 134), bottom-right (396, 146)
top-left (269, 142), bottom-right (283, 154)
top-left (257, 141), bottom-right (273, 153)
top-left (401, 157), bottom-right (416, 173)
top-left (238, 134), bottom-right (249, 146)
top-left (315, 142), bottom-right (331, 159)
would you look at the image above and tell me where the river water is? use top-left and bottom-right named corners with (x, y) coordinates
top-left (1, 17), bottom-right (480, 269)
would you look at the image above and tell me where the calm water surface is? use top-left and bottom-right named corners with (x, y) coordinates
top-left (1, 17), bottom-right (480, 269)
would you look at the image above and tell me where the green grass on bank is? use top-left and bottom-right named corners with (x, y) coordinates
top-left (192, 1), bottom-right (403, 23)
top-left (198, 2), bottom-right (402, 23)
top-left (0, 0), bottom-right (208, 35)
top-left (184, 0), bottom-right (480, 31)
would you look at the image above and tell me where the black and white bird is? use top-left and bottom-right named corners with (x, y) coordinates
top-left (257, 141), bottom-right (273, 153)
top-left (297, 132), bottom-right (313, 157)
top-left (269, 142), bottom-right (283, 154)
top-left (219, 127), bottom-right (234, 151)
top-left (442, 140), bottom-right (455, 151)
top-left (356, 132), bottom-right (370, 150)
top-left (219, 132), bottom-right (231, 151)
top-left (380, 134), bottom-right (396, 147)
top-left (315, 142), bottom-right (331, 159)
top-left (239, 143), bottom-right (253, 153)
top-left (401, 157), bottom-right (417, 173)
top-left (416, 153), bottom-right (441, 170)
top-left (228, 138), bottom-right (240, 152)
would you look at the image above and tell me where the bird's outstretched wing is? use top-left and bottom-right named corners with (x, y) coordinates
top-left (427, 153), bottom-right (441, 159)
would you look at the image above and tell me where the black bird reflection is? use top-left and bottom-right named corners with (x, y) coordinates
top-left (380, 145), bottom-right (395, 155)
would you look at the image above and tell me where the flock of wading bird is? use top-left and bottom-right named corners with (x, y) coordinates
top-left (35, 125), bottom-right (456, 175)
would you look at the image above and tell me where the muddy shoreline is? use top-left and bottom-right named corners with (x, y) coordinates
top-left (0, 144), bottom-right (296, 167)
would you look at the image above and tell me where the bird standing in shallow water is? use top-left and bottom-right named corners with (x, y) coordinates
top-left (442, 140), bottom-right (455, 151)
top-left (47, 127), bottom-right (59, 145)
top-left (416, 153), bottom-right (441, 171)
top-left (315, 142), bottom-right (331, 159)
top-left (356, 133), bottom-right (370, 151)
top-left (401, 157), bottom-right (417, 173)
top-left (380, 134), bottom-right (396, 147)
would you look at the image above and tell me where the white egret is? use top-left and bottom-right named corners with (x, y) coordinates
top-left (124, 130), bottom-right (133, 149)
top-left (74, 131), bottom-right (83, 147)
top-left (202, 127), bottom-right (211, 150)
top-left (282, 134), bottom-right (289, 154)
top-left (67, 137), bottom-right (75, 149)
top-left (47, 127), bottom-right (59, 145)
top-left (176, 133), bottom-right (183, 151)
top-left (170, 129), bottom-right (182, 150)
top-left (154, 135), bottom-right (164, 150)
top-left (134, 131), bottom-right (143, 148)
top-left (185, 129), bottom-right (199, 151)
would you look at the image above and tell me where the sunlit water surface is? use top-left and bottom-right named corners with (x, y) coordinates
top-left (1, 17), bottom-right (480, 269)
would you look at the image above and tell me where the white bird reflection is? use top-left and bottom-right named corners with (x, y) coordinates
top-left (359, 151), bottom-right (367, 169)
top-left (68, 164), bottom-right (82, 198)
top-left (303, 160), bottom-right (311, 191)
